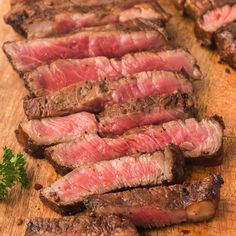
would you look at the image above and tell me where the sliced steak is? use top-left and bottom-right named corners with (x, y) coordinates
top-left (40, 147), bottom-right (185, 215)
top-left (195, 2), bottom-right (236, 47)
top-left (7, 1), bottom-right (170, 39)
top-left (215, 21), bottom-right (236, 69)
top-left (15, 112), bottom-right (98, 158)
top-left (98, 92), bottom-right (197, 137)
top-left (85, 174), bottom-right (223, 228)
top-left (24, 48), bottom-right (201, 97)
top-left (46, 116), bottom-right (224, 174)
top-left (3, 19), bottom-right (167, 73)
top-left (24, 71), bottom-right (193, 119)
top-left (25, 214), bottom-right (139, 236)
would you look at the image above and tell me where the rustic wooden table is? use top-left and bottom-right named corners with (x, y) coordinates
top-left (0, 0), bottom-right (236, 235)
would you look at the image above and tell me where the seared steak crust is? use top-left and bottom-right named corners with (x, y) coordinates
top-left (84, 175), bottom-right (223, 228)
top-left (215, 21), bottom-right (236, 69)
top-left (40, 148), bottom-right (185, 214)
top-left (5, 0), bottom-right (170, 38)
top-left (25, 214), bottom-right (139, 236)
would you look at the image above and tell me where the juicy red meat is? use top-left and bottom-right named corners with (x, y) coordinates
top-left (98, 93), bottom-right (196, 137)
top-left (3, 19), bottom-right (167, 73)
top-left (45, 116), bottom-right (224, 173)
top-left (40, 148), bottom-right (185, 214)
top-left (85, 175), bottom-right (223, 228)
top-left (24, 48), bottom-right (201, 96)
top-left (24, 71), bottom-right (193, 119)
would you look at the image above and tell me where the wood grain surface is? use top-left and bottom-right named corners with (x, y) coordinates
top-left (0, 0), bottom-right (236, 235)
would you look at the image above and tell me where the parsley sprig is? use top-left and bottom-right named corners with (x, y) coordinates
top-left (0, 147), bottom-right (28, 200)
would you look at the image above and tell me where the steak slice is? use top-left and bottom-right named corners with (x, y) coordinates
top-left (24, 71), bottom-right (193, 119)
top-left (195, 2), bottom-right (236, 47)
top-left (215, 21), bottom-right (236, 69)
top-left (3, 19), bottom-right (167, 73)
top-left (9, 2), bottom-right (170, 39)
top-left (98, 92), bottom-right (197, 137)
top-left (24, 48), bottom-right (201, 97)
top-left (15, 112), bottom-right (98, 158)
top-left (4, 0), bottom-right (165, 37)
top-left (25, 214), bottom-right (139, 236)
top-left (84, 174), bottom-right (223, 228)
top-left (40, 147), bottom-right (185, 215)
top-left (45, 116), bottom-right (224, 175)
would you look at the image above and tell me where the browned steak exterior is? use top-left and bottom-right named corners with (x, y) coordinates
top-left (40, 148), bottom-right (185, 214)
top-left (5, 0), bottom-right (169, 38)
top-left (215, 21), bottom-right (236, 69)
top-left (84, 175), bottom-right (223, 228)
top-left (25, 214), bottom-right (139, 236)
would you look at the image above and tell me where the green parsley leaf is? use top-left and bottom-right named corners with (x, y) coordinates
top-left (0, 147), bottom-right (28, 200)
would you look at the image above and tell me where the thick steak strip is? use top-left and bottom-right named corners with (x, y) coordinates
top-left (3, 19), bottom-right (167, 73)
top-left (215, 21), bottom-right (236, 69)
top-left (15, 112), bottom-right (98, 158)
top-left (24, 48), bottom-right (201, 97)
top-left (9, 2), bottom-right (170, 39)
top-left (98, 92), bottom-right (197, 137)
top-left (195, 2), bottom-right (236, 47)
top-left (85, 175), bottom-right (223, 228)
top-left (46, 116), bottom-right (224, 175)
top-left (40, 148), bottom-right (185, 215)
top-left (25, 214), bottom-right (139, 236)
top-left (24, 71), bottom-right (193, 119)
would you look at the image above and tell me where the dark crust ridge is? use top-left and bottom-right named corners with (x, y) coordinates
top-left (25, 214), bottom-right (139, 236)
top-left (84, 174), bottom-right (223, 227)
top-left (40, 148), bottom-right (186, 215)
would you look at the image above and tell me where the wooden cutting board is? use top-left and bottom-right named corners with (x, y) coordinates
top-left (0, 0), bottom-right (236, 235)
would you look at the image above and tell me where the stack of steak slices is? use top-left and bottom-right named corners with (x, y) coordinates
top-left (2, 0), bottom-right (225, 233)
top-left (174, 0), bottom-right (236, 69)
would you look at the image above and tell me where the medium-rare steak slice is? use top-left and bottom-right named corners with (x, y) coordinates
top-left (15, 112), bottom-right (98, 158)
top-left (215, 21), bottom-right (236, 69)
top-left (85, 174), bottom-right (223, 228)
top-left (5, 0), bottom-right (165, 37)
top-left (46, 116), bottom-right (224, 174)
top-left (24, 71), bottom-right (193, 119)
top-left (195, 2), bottom-right (236, 47)
top-left (25, 214), bottom-right (139, 236)
top-left (98, 92), bottom-right (197, 137)
top-left (3, 19), bottom-right (167, 73)
top-left (24, 48), bottom-right (201, 97)
top-left (40, 148), bottom-right (185, 214)
top-left (7, 1), bottom-right (170, 39)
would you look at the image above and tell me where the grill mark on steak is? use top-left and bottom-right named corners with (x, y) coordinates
top-left (25, 214), bottom-right (140, 236)
top-left (215, 21), bottom-right (236, 69)
top-left (84, 174), bottom-right (223, 228)
top-left (97, 92), bottom-right (197, 137)
top-left (3, 19), bottom-right (167, 73)
top-left (40, 147), bottom-right (185, 215)
top-left (45, 116), bottom-right (224, 175)
top-left (5, 1), bottom-right (170, 39)
top-left (23, 71), bottom-right (193, 119)
top-left (15, 112), bottom-right (98, 158)
top-left (23, 47), bottom-right (201, 97)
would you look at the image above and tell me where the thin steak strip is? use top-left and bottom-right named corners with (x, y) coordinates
top-left (46, 116), bottom-right (224, 175)
top-left (3, 19), bottom-right (167, 73)
top-left (40, 147), bottom-right (185, 215)
top-left (15, 112), bottom-right (98, 158)
top-left (24, 48), bottom-right (201, 97)
top-left (8, 1), bottom-right (170, 39)
top-left (24, 71), bottom-right (193, 119)
top-left (85, 174), bottom-right (223, 228)
top-left (98, 92), bottom-right (197, 137)
top-left (25, 214), bottom-right (140, 236)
